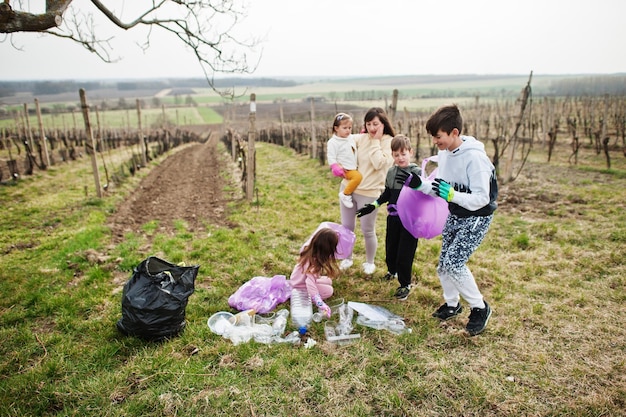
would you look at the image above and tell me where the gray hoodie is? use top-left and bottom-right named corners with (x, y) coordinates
top-left (437, 135), bottom-right (498, 217)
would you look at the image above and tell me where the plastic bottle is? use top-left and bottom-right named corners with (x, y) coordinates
top-left (271, 309), bottom-right (289, 336)
top-left (290, 287), bottom-right (313, 331)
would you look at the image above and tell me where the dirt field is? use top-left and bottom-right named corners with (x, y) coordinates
top-left (107, 133), bottom-right (235, 242)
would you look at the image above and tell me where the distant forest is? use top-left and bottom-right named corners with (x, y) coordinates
top-left (546, 75), bottom-right (626, 95)
top-left (0, 77), bottom-right (297, 99)
top-left (0, 75), bottom-right (624, 99)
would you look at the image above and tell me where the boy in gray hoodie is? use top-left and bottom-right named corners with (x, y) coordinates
top-left (406, 104), bottom-right (498, 336)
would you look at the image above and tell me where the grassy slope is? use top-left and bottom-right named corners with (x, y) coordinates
top-left (0, 140), bottom-right (625, 416)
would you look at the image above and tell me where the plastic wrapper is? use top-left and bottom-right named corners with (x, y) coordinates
top-left (300, 222), bottom-right (356, 260)
top-left (228, 275), bottom-right (291, 313)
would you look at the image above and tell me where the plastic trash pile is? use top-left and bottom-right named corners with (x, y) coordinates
top-left (208, 299), bottom-right (411, 346)
top-left (208, 309), bottom-right (301, 346)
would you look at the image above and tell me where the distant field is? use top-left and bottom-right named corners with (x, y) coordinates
top-left (0, 73), bottom-right (604, 131)
top-left (1, 73), bottom-right (544, 111)
top-left (0, 106), bottom-right (223, 130)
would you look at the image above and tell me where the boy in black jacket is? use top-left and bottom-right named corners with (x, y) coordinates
top-left (356, 135), bottom-right (421, 300)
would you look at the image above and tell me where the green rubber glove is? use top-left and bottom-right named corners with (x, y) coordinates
top-left (433, 178), bottom-right (455, 202)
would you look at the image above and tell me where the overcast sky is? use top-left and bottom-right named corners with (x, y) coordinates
top-left (1, 0), bottom-right (624, 81)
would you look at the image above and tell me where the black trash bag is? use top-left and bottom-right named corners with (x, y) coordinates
top-left (116, 256), bottom-right (199, 341)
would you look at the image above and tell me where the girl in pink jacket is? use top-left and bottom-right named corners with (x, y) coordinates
top-left (288, 227), bottom-right (340, 318)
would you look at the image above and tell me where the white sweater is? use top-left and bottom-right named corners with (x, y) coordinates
top-left (327, 134), bottom-right (357, 170)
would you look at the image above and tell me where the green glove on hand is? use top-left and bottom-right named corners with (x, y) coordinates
top-left (433, 178), bottom-right (455, 202)
top-left (356, 201), bottom-right (379, 217)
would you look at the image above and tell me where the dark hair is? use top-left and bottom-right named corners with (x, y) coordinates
top-left (298, 228), bottom-right (340, 279)
top-left (364, 107), bottom-right (396, 137)
top-left (425, 104), bottom-right (463, 136)
top-left (332, 112), bottom-right (353, 131)
top-left (390, 135), bottom-right (412, 152)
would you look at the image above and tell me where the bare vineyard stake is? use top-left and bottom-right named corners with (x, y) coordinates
top-left (309, 97), bottom-right (317, 159)
top-left (136, 99), bottom-right (147, 166)
top-left (79, 89), bottom-right (103, 198)
top-left (247, 94), bottom-right (256, 201)
top-left (280, 101), bottom-right (286, 148)
top-left (34, 99), bottom-right (51, 168)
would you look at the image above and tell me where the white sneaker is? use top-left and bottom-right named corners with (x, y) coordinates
top-left (339, 258), bottom-right (353, 270)
top-left (339, 192), bottom-right (354, 208)
top-left (362, 262), bottom-right (376, 275)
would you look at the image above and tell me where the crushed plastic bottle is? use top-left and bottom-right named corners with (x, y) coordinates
top-left (335, 304), bottom-right (354, 336)
top-left (271, 309), bottom-right (289, 336)
top-left (356, 315), bottom-right (412, 335)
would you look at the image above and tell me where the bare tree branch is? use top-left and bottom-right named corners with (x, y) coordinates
top-left (0, 0), bottom-right (259, 92)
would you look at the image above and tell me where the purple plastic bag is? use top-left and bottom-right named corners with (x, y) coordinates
top-left (397, 157), bottom-right (449, 239)
top-left (300, 222), bottom-right (356, 260)
top-left (228, 275), bottom-right (291, 313)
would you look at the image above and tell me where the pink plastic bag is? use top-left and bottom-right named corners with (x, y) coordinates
top-left (397, 157), bottom-right (449, 239)
top-left (300, 222), bottom-right (356, 260)
top-left (228, 275), bottom-right (291, 313)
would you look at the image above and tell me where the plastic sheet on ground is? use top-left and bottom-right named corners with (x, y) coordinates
top-left (348, 301), bottom-right (412, 335)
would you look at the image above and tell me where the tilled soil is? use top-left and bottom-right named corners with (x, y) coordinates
top-left (108, 134), bottom-right (234, 243)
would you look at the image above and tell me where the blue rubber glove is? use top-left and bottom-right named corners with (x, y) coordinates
top-left (433, 178), bottom-right (455, 202)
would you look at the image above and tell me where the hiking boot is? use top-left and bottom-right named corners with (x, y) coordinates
top-left (362, 262), bottom-right (376, 275)
top-left (339, 258), bottom-right (353, 271)
top-left (382, 271), bottom-right (397, 281)
top-left (394, 286), bottom-right (411, 301)
top-left (466, 301), bottom-right (492, 336)
top-left (339, 192), bottom-right (354, 208)
top-left (432, 303), bottom-right (463, 320)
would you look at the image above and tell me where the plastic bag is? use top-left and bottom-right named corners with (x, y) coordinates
top-left (397, 157), bottom-right (449, 239)
top-left (228, 275), bottom-right (291, 313)
top-left (300, 221), bottom-right (356, 259)
top-left (116, 256), bottom-right (199, 341)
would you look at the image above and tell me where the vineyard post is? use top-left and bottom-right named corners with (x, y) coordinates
top-left (280, 101), bottom-right (286, 147)
top-left (474, 96), bottom-right (480, 138)
top-left (389, 89), bottom-right (398, 126)
top-left (22, 103), bottom-right (37, 174)
top-left (309, 97), bottom-right (317, 159)
top-left (79, 89), bottom-right (102, 198)
top-left (34, 99), bottom-right (51, 168)
top-left (227, 102), bottom-right (237, 161)
top-left (95, 105), bottom-right (106, 153)
top-left (136, 99), bottom-right (147, 166)
top-left (247, 93), bottom-right (256, 201)
top-left (161, 104), bottom-right (170, 147)
top-left (600, 94), bottom-right (612, 168)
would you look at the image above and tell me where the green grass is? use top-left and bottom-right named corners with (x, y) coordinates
top-left (0, 140), bottom-right (625, 416)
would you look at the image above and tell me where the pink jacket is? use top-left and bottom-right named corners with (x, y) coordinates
top-left (288, 262), bottom-right (334, 300)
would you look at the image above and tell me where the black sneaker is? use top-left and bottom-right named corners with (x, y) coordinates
top-left (383, 272), bottom-right (397, 281)
top-left (432, 303), bottom-right (463, 320)
top-left (466, 301), bottom-right (492, 336)
top-left (394, 286), bottom-right (411, 300)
